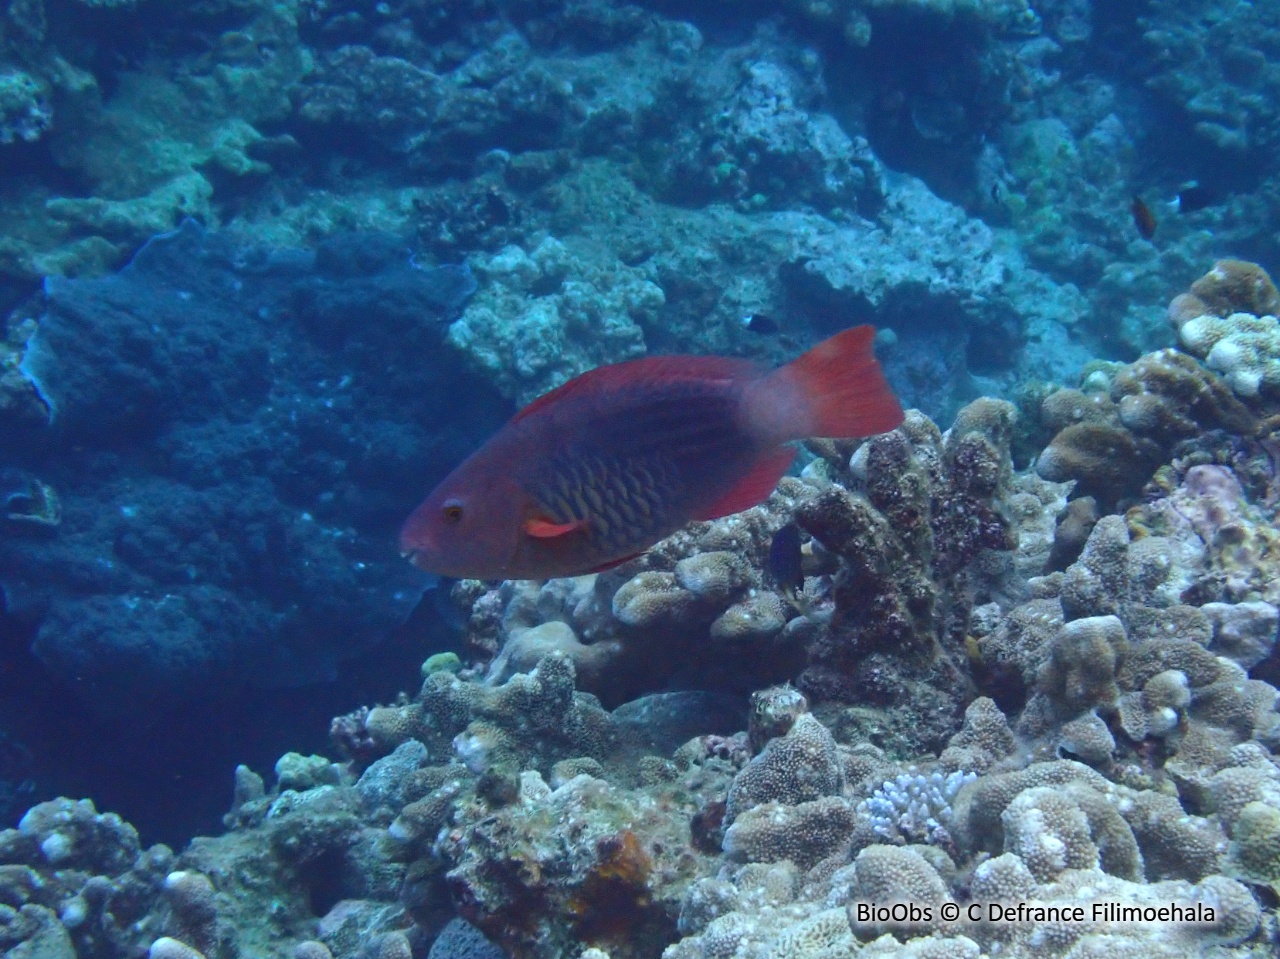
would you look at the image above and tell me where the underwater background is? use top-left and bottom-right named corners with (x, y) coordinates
top-left (4, 0), bottom-right (1280, 956)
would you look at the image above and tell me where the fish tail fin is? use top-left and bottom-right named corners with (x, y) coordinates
top-left (759, 326), bottom-right (904, 440)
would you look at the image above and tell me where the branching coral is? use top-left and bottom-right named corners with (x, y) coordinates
top-left (856, 768), bottom-right (976, 846)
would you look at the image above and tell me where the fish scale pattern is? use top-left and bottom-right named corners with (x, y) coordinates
top-left (533, 450), bottom-right (676, 553)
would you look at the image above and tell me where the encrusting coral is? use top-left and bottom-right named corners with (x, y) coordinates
top-left (721, 796), bottom-right (857, 868)
top-left (1036, 347), bottom-right (1256, 510)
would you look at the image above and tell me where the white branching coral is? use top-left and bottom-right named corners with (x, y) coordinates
top-left (857, 767), bottom-right (976, 845)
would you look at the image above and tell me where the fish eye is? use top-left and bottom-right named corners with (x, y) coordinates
top-left (442, 500), bottom-right (464, 523)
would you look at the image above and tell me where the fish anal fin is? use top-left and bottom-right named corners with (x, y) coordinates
top-left (524, 516), bottom-right (589, 538)
top-left (694, 446), bottom-right (796, 522)
top-left (589, 551), bottom-right (645, 573)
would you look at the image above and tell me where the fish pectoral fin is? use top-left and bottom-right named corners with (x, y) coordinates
top-left (693, 446), bottom-right (797, 521)
top-left (523, 516), bottom-right (590, 538)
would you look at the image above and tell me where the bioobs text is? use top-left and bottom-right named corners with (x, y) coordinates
top-left (852, 901), bottom-right (1218, 926)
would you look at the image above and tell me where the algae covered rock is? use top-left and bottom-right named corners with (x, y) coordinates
top-left (448, 237), bottom-right (657, 405)
top-left (439, 775), bottom-right (695, 959)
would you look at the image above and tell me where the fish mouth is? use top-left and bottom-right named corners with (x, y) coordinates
top-left (402, 548), bottom-right (441, 576)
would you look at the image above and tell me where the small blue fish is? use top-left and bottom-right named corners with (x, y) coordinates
top-left (741, 313), bottom-right (781, 335)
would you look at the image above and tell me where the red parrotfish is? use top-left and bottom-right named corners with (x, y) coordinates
top-left (400, 326), bottom-right (903, 580)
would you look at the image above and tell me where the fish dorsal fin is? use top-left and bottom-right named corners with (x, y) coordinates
top-left (694, 445), bottom-right (796, 522)
top-left (512, 355), bottom-right (759, 423)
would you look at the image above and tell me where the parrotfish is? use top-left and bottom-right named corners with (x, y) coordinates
top-left (400, 326), bottom-right (903, 581)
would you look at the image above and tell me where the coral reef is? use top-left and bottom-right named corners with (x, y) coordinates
top-left (1142, 0), bottom-right (1280, 159)
top-left (4, 0), bottom-right (1156, 837)
top-left (7, 0), bottom-right (1280, 947)
top-left (445, 395), bottom-right (1059, 763)
top-left (3, 627), bottom-right (1278, 959)
top-left (0, 798), bottom-right (176, 959)
top-left (11, 242), bottom-right (1280, 956)
top-left (1035, 348), bottom-right (1255, 509)
top-left (0, 223), bottom-right (487, 711)
top-left (1173, 261), bottom-right (1280, 398)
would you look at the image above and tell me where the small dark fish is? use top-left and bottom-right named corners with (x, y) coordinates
top-left (1175, 182), bottom-right (1216, 214)
top-left (768, 523), bottom-right (805, 598)
top-left (741, 313), bottom-right (781, 335)
top-left (990, 182), bottom-right (1003, 204)
top-left (1131, 196), bottom-right (1157, 240)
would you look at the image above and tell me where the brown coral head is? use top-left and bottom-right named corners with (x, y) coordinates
top-left (1035, 422), bottom-right (1160, 509)
top-left (1188, 259), bottom-right (1280, 318)
top-left (1168, 292), bottom-right (1210, 327)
